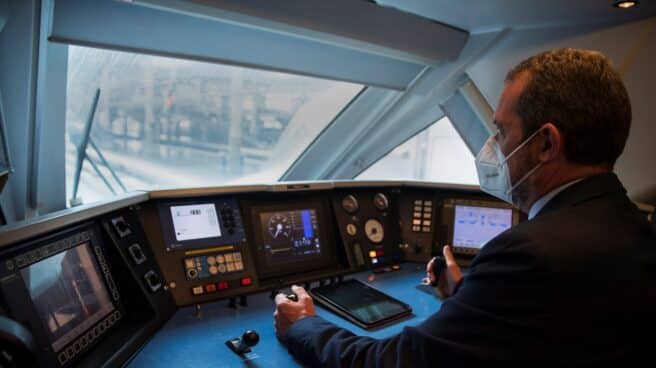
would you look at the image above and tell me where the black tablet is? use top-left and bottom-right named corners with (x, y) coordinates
top-left (310, 279), bottom-right (412, 329)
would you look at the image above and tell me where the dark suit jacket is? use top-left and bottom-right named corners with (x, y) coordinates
top-left (283, 173), bottom-right (656, 367)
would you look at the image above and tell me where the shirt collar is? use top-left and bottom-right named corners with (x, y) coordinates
top-left (528, 179), bottom-right (584, 220)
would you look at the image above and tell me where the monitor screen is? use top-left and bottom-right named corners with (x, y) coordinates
top-left (259, 209), bottom-right (321, 263)
top-left (159, 198), bottom-right (246, 252)
top-left (170, 203), bottom-right (221, 242)
top-left (251, 203), bottom-right (337, 279)
top-left (453, 205), bottom-right (512, 249)
top-left (21, 242), bottom-right (115, 352)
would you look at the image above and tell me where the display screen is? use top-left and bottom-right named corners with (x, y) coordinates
top-left (311, 279), bottom-right (411, 327)
top-left (453, 205), bottom-right (512, 249)
top-left (259, 209), bottom-right (321, 264)
top-left (170, 203), bottom-right (221, 241)
top-left (21, 243), bottom-right (115, 352)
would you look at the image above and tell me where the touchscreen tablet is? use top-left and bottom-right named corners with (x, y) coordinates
top-left (310, 279), bottom-right (412, 329)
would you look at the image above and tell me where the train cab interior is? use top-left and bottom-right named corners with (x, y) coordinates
top-left (0, 1), bottom-right (655, 367)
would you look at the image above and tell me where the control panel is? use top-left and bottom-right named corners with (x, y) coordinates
top-left (332, 189), bottom-right (403, 270)
top-left (398, 190), bottom-right (439, 262)
top-left (242, 194), bottom-right (347, 289)
top-left (139, 196), bottom-right (260, 306)
top-left (0, 215), bottom-right (176, 368)
top-left (0, 181), bottom-right (523, 367)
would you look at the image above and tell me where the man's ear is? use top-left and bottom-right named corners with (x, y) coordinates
top-left (538, 122), bottom-right (562, 162)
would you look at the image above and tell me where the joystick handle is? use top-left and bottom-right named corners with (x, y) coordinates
top-left (429, 255), bottom-right (447, 286)
top-left (275, 287), bottom-right (298, 302)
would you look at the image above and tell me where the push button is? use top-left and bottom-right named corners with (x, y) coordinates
top-left (241, 277), bottom-right (252, 286)
top-left (192, 286), bottom-right (204, 295)
top-left (204, 284), bottom-right (217, 293)
top-left (217, 281), bottom-right (229, 290)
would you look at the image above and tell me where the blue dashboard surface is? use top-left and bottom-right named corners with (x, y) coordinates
top-left (127, 264), bottom-right (442, 367)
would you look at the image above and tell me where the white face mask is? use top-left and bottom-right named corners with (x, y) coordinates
top-left (475, 128), bottom-right (543, 207)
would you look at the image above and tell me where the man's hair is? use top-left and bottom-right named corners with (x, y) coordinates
top-left (505, 48), bottom-right (631, 167)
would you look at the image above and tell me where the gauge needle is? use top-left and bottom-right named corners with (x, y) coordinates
top-left (274, 223), bottom-right (282, 238)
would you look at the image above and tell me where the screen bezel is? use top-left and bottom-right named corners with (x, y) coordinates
top-left (443, 198), bottom-right (519, 255)
top-left (248, 200), bottom-right (338, 280)
top-left (452, 204), bottom-right (514, 249)
top-left (6, 224), bottom-right (124, 366)
top-left (21, 241), bottom-right (116, 353)
top-left (157, 198), bottom-right (246, 252)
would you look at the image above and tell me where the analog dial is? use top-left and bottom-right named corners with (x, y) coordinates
top-left (341, 195), bottom-right (359, 214)
top-left (364, 219), bottom-right (385, 244)
top-left (373, 193), bottom-right (389, 211)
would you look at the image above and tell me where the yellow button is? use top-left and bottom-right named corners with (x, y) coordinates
top-left (369, 250), bottom-right (377, 258)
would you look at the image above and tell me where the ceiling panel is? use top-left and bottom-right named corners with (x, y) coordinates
top-left (376, 0), bottom-right (656, 32)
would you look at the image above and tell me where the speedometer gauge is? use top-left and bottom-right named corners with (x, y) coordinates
top-left (267, 213), bottom-right (291, 239)
top-left (364, 219), bottom-right (384, 243)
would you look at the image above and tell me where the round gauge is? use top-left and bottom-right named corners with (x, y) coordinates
top-left (364, 219), bottom-right (385, 244)
top-left (267, 213), bottom-right (291, 239)
top-left (341, 195), bottom-right (359, 214)
top-left (373, 193), bottom-right (389, 211)
top-left (346, 223), bottom-right (357, 236)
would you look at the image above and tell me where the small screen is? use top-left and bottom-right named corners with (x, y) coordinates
top-left (259, 209), bottom-right (321, 264)
top-left (170, 203), bottom-right (221, 241)
top-left (453, 205), bottom-right (512, 249)
top-left (21, 243), bottom-right (115, 352)
top-left (311, 280), bottom-right (411, 327)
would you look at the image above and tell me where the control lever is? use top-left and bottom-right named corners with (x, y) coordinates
top-left (428, 255), bottom-right (447, 287)
top-left (225, 330), bottom-right (259, 355)
top-left (274, 287), bottom-right (298, 302)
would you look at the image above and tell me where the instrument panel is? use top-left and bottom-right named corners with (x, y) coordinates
top-left (0, 182), bottom-right (523, 367)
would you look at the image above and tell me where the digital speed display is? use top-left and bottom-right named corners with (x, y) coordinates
top-left (259, 209), bottom-right (321, 263)
top-left (250, 201), bottom-right (338, 280)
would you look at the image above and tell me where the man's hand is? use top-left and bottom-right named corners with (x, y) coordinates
top-left (273, 285), bottom-right (316, 339)
top-left (424, 245), bottom-right (464, 299)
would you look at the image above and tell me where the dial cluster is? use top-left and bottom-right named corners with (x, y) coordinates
top-left (338, 192), bottom-right (395, 267)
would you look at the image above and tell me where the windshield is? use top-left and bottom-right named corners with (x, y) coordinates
top-left (65, 46), bottom-right (363, 204)
top-left (357, 117), bottom-right (479, 185)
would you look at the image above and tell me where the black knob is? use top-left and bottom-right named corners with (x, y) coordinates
top-left (242, 330), bottom-right (259, 347)
top-left (117, 221), bottom-right (130, 232)
top-left (226, 330), bottom-right (259, 355)
top-left (286, 293), bottom-right (298, 302)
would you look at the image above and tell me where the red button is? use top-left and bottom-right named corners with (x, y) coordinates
top-left (217, 281), bottom-right (229, 290)
top-left (241, 277), bottom-right (252, 286)
top-left (376, 249), bottom-right (384, 256)
top-left (204, 284), bottom-right (217, 293)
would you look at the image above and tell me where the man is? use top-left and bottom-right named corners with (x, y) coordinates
top-left (273, 49), bottom-right (656, 366)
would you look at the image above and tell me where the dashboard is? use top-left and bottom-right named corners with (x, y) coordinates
top-left (0, 181), bottom-right (522, 367)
